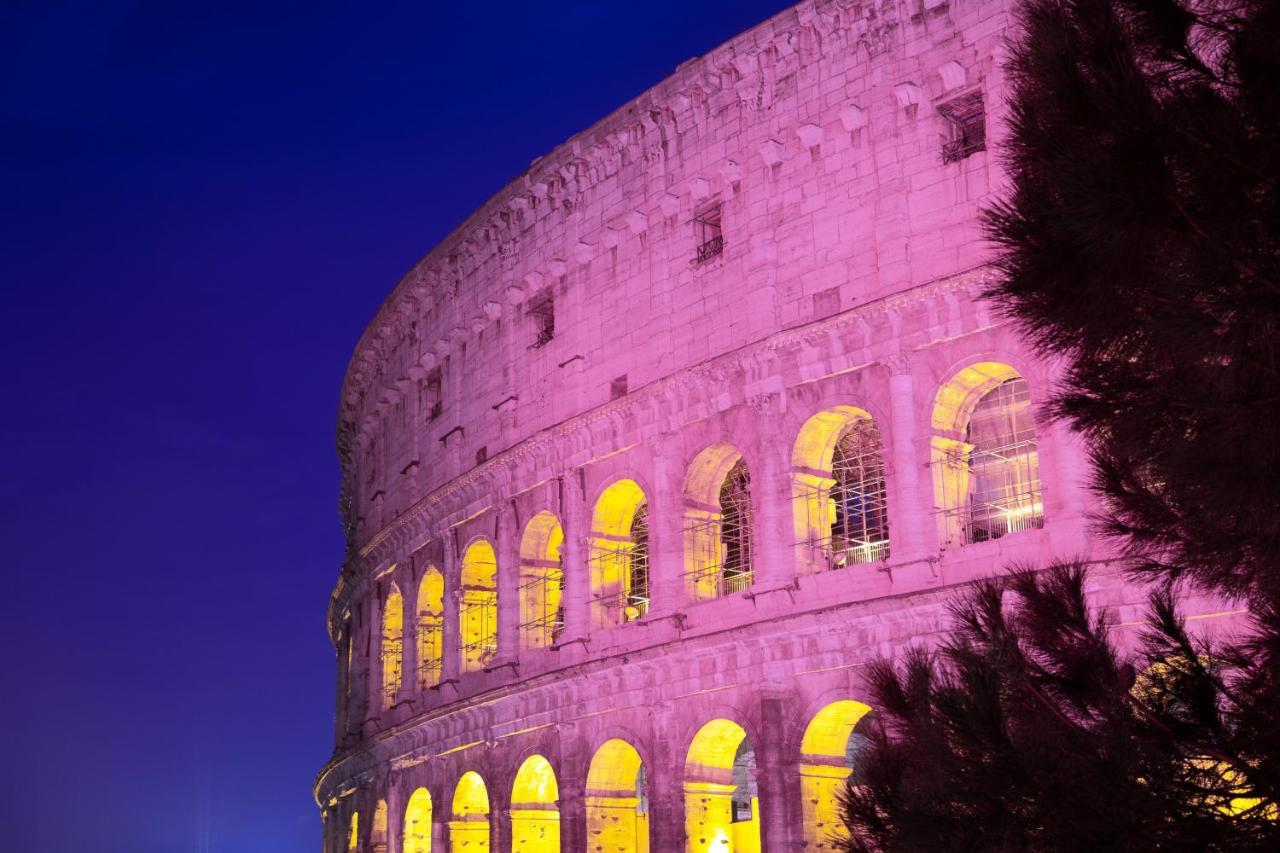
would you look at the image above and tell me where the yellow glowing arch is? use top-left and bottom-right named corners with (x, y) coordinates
top-left (519, 511), bottom-right (565, 650)
top-left (459, 541), bottom-right (498, 673)
top-left (684, 719), bottom-right (760, 853)
top-left (403, 787), bottom-right (432, 853)
top-left (682, 444), bottom-right (753, 601)
top-left (791, 406), bottom-right (890, 573)
top-left (511, 754), bottom-right (561, 851)
top-left (799, 701), bottom-right (874, 851)
top-left (371, 799), bottom-right (388, 848)
top-left (589, 479), bottom-right (650, 627)
top-left (347, 811), bottom-right (358, 851)
top-left (585, 739), bottom-right (649, 853)
top-left (450, 771), bottom-right (490, 851)
top-left (417, 567), bottom-right (444, 688)
top-left (930, 362), bottom-right (1043, 547)
top-left (380, 582), bottom-right (404, 707)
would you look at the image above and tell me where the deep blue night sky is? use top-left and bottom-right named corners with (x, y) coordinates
top-left (1, 2), bottom-right (795, 851)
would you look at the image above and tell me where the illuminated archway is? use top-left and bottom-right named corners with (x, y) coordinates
top-left (348, 811), bottom-right (359, 851)
top-left (511, 754), bottom-right (561, 851)
top-left (519, 512), bottom-right (565, 650)
top-left (799, 701), bottom-right (874, 850)
top-left (931, 363), bottom-right (1042, 547)
top-left (585, 738), bottom-right (650, 852)
top-left (459, 541), bottom-right (498, 673)
top-left (417, 568), bottom-right (444, 688)
top-left (403, 787), bottom-right (433, 853)
top-left (450, 771), bottom-right (491, 851)
top-left (684, 719), bottom-right (760, 853)
top-left (791, 407), bottom-right (890, 574)
top-left (371, 799), bottom-right (388, 851)
top-left (683, 445), bottom-right (753, 601)
top-left (381, 582), bottom-right (403, 707)
top-left (589, 480), bottom-right (650, 628)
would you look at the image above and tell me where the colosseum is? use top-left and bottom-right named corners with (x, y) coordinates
top-left (314, 0), bottom-right (1239, 850)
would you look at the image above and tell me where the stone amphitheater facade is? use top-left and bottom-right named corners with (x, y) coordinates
top-left (314, 1), bottom-right (1240, 850)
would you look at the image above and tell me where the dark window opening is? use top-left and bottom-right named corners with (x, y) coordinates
top-left (529, 294), bottom-right (555, 348)
top-left (610, 375), bottom-right (628, 400)
top-left (475, 446), bottom-right (488, 465)
top-left (940, 93), bottom-right (986, 163)
top-left (422, 369), bottom-right (443, 422)
top-left (694, 205), bottom-right (724, 263)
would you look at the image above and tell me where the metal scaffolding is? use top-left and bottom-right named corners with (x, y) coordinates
top-left (794, 419), bottom-right (891, 570)
top-left (685, 458), bottom-right (754, 597)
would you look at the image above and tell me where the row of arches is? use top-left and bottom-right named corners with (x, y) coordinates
top-left (341, 700), bottom-right (874, 852)
top-left (374, 362), bottom-right (1044, 708)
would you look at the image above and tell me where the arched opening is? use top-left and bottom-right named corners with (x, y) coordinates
top-left (683, 445), bottom-right (753, 601)
top-left (931, 364), bottom-right (1043, 547)
top-left (519, 512), bottom-right (565, 650)
top-left (799, 701), bottom-right (874, 850)
top-left (450, 771), bottom-right (491, 852)
top-left (371, 800), bottom-right (388, 852)
top-left (792, 407), bottom-right (890, 574)
top-left (380, 582), bottom-right (403, 708)
top-left (586, 738), bottom-right (650, 853)
top-left (589, 480), bottom-right (650, 628)
top-left (403, 787), bottom-right (433, 853)
top-left (459, 541), bottom-right (498, 673)
top-left (685, 719), bottom-right (760, 853)
top-left (511, 754), bottom-right (561, 851)
top-left (348, 811), bottom-right (359, 852)
top-left (417, 568), bottom-right (444, 688)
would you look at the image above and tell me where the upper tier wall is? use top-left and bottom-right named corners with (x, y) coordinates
top-left (338, 0), bottom-right (1011, 553)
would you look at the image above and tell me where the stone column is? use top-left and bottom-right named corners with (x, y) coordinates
top-left (648, 445), bottom-right (686, 618)
top-left (758, 693), bottom-right (805, 852)
top-left (558, 776), bottom-right (587, 853)
top-left (490, 784), bottom-right (511, 853)
top-left (887, 359), bottom-right (930, 559)
top-left (557, 471), bottom-right (591, 643)
top-left (648, 706), bottom-right (687, 851)
top-left (440, 531), bottom-right (461, 683)
top-left (751, 393), bottom-right (796, 589)
top-left (495, 501), bottom-right (522, 665)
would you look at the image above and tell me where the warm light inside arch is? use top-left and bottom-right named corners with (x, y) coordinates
top-left (589, 479), bottom-right (649, 628)
top-left (403, 787), bottom-right (433, 853)
top-left (682, 444), bottom-right (753, 601)
top-left (684, 719), bottom-right (760, 853)
top-left (459, 541), bottom-right (498, 673)
top-left (799, 700), bottom-right (874, 851)
top-left (511, 754), bottom-right (561, 852)
top-left (586, 739), bottom-right (649, 853)
top-left (417, 568), bottom-right (444, 688)
top-left (450, 771), bottom-right (491, 851)
top-left (380, 582), bottom-right (403, 707)
top-left (519, 512), bottom-right (565, 650)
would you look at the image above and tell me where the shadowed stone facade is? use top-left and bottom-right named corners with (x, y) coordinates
top-left (315, 1), bottom-right (1243, 850)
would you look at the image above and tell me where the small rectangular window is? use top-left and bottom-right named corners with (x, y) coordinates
top-left (610, 375), bottom-right (628, 400)
top-left (528, 293), bottom-right (555, 348)
top-left (475, 446), bottom-right (488, 465)
top-left (422, 369), bottom-right (443, 421)
top-left (940, 93), bottom-right (986, 163)
top-left (694, 205), bottom-right (724, 263)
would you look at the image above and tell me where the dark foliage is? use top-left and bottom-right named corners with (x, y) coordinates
top-left (985, 0), bottom-right (1280, 604)
top-left (839, 566), bottom-right (1280, 851)
top-left (839, 1), bottom-right (1280, 849)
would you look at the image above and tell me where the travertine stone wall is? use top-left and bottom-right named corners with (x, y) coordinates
top-left (317, 2), bottom-right (1244, 851)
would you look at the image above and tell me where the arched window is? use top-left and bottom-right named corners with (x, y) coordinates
top-left (589, 480), bottom-right (650, 628)
top-left (684, 719), bottom-right (760, 853)
top-left (932, 365), bottom-right (1043, 547)
top-left (586, 739), bottom-right (649, 852)
top-left (799, 700), bottom-right (874, 850)
top-left (450, 771), bottom-right (490, 851)
top-left (403, 787), bottom-right (433, 853)
top-left (511, 755), bottom-right (561, 851)
top-left (519, 512), bottom-right (565, 650)
top-left (380, 583), bottom-right (403, 708)
top-left (792, 407), bottom-right (891, 573)
top-left (417, 568), bottom-right (444, 688)
top-left (371, 800), bottom-right (388, 851)
top-left (684, 445), bottom-right (753, 600)
top-left (459, 542), bottom-right (498, 673)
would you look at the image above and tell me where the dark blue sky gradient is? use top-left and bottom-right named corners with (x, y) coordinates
top-left (1, 2), bottom-right (795, 851)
